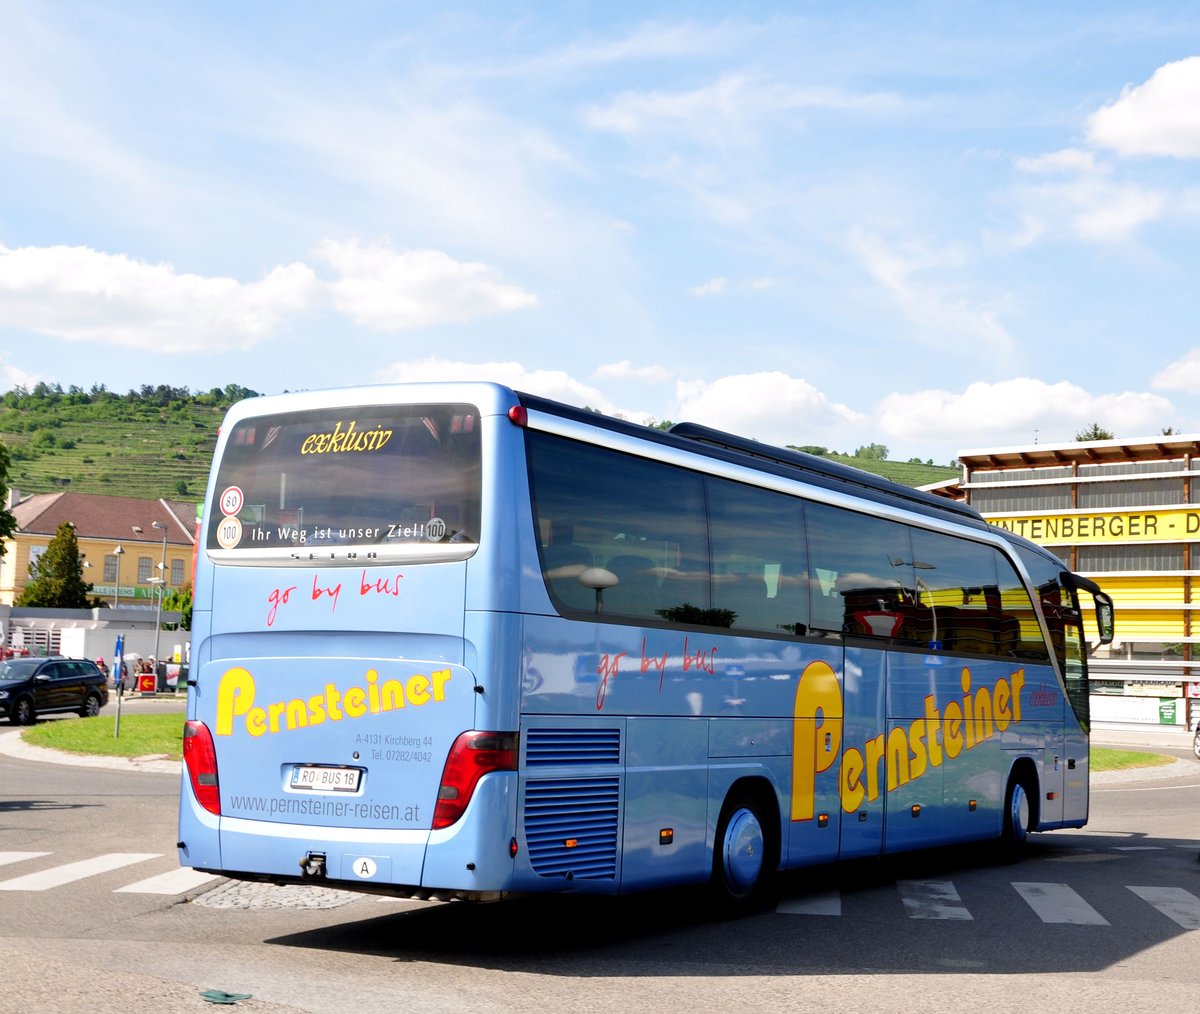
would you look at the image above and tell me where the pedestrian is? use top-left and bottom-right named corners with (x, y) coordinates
top-left (117, 660), bottom-right (127, 698)
top-left (96, 657), bottom-right (110, 685)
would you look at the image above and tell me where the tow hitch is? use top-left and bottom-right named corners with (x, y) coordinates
top-left (299, 851), bottom-right (327, 879)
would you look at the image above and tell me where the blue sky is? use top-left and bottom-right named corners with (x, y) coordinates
top-left (3, 3), bottom-right (1200, 464)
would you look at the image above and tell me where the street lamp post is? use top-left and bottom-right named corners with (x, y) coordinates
top-left (110, 545), bottom-right (124, 608)
top-left (150, 521), bottom-right (168, 679)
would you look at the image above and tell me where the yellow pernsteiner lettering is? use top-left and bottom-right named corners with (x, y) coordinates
top-left (343, 686), bottom-right (367, 718)
top-left (944, 701), bottom-right (964, 759)
top-left (789, 663), bottom-right (1028, 823)
top-left (246, 708), bottom-right (267, 738)
top-left (406, 673), bottom-right (431, 706)
top-left (841, 747), bottom-right (865, 813)
top-left (886, 726), bottom-right (911, 791)
top-left (1011, 669), bottom-right (1025, 723)
top-left (864, 734), bottom-right (885, 803)
top-left (791, 660), bottom-right (843, 821)
top-left (994, 679), bottom-right (1012, 730)
top-left (215, 666), bottom-right (256, 736)
top-left (213, 665), bottom-right (453, 737)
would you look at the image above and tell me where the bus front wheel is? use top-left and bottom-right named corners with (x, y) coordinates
top-left (711, 791), bottom-right (777, 913)
top-left (998, 773), bottom-right (1035, 863)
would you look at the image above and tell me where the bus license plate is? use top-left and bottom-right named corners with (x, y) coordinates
top-left (289, 765), bottom-right (362, 793)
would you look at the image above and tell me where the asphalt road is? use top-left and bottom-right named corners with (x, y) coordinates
top-left (1, 711), bottom-right (1198, 1014)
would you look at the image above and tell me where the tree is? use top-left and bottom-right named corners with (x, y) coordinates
top-left (162, 584), bottom-right (193, 631)
top-left (16, 521), bottom-right (103, 608)
top-left (853, 443), bottom-right (889, 460)
top-left (0, 441), bottom-right (17, 562)
top-left (1075, 423), bottom-right (1113, 441)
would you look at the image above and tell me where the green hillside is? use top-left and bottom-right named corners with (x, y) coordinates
top-left (0, 384), bottom-right (958, 500)
top-left (822, 454), bottom-right (959, 488)
top-left (0, 384), bottom-right (253, 501)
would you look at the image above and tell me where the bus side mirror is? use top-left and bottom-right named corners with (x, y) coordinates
top-left (1094, 591), bottom-right (1115, 645)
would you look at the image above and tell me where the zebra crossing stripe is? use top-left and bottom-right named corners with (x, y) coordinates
top-left (1127, 886), bottom-right (1200, 929)
top-left (0, 851), bottom-right (50, 868)
top-left (0, 852), bottom-right (159, 891)
top-left (115, 867), bottom-right (219, 895)
top-left (1013, 882), bottom-right (1109, 925)
top-left (898, 880), bottom-right (973, 920)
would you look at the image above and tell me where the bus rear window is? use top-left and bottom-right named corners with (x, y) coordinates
top-left (207, 403), bottom-right (481, 562)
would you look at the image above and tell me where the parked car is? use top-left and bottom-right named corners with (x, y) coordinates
top-left (0, 656), bottom-right (109, 725)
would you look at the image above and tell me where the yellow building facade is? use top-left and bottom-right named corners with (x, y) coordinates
top-left (950, 434), bottom-right (1200, 729)
top-left (0, 490), bottom-right (196, 609)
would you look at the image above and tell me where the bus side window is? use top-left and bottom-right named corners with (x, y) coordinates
top-left (542, 542), bottom-right (596, 612)
top-left (806, 502), bottom-right (913, 642)
top-left (909, 529), bottom-right (1020, 657)
top-left (707, 477), bottom-right (809, 635)
top-left (605, 554), bottom-right (660, 618)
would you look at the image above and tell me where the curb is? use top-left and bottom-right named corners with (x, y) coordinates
top-left (0, 728), bottom-right (181, 774)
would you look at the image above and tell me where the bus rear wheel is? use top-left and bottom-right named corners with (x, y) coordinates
top-left (711, 791), bottom-right (776, 914)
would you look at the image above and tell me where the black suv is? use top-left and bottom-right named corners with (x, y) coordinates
top-left (0, 656), bottom-right (109, 725)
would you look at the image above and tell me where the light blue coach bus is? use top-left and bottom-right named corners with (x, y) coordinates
top-left (178, 383), bottom-right (1114, 906)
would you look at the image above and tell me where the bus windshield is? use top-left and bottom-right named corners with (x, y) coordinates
top-left (206, 403), bottom-right (482, 562)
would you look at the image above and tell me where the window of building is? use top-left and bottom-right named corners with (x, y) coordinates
top-left (137, 556), bottom-right (153, 583)
top-left (170, 559), bottom-right (185, 586)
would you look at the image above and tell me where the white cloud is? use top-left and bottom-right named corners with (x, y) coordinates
top-left (583, 74), bottom-right (901, 142)
top-left (876, 378), bottom-right (1175, 452)
top-left (1088, 56), bottom-right (1200, 159)
top-left (690, 277), bottom-right (727, 297)
top-left (315, 239), bottom-right (538, 331)
top-left (671, 372), bottom-right (867, 449)
top-left (688, 275), bottom-right (777, 297)
top-left (849, 230), bottom-right (1014, 354)
top-left (374, 357), bottom-right (616, 412)
top-left (1152, 349), bottom-right (1200, 392)
top-left (1010, 176), bottom-right (1167, 243)
top-left (0, 243), bottom-right (316, 351)
top-left (1015, 148), bottom-right (1102, 174)
top-left (594, 360), bottom-right (673, 382)
top-left (1072, 184), bottom-right (1167, 241)
top-left (0, 353), bottom-right (42, 391)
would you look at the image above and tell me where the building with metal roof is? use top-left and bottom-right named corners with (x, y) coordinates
top-left (930, 433), bottom-right (1200, 730)
top-left (0, 489), bottom-right (197, 609)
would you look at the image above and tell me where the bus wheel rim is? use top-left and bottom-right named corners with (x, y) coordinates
top-left (722, 808), bottom-right (765, 892)
top-left (1010, 784), bottom-right (1029, 843)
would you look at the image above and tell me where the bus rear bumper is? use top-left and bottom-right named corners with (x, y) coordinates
top-left (179, 772), bottom-right (518, 899)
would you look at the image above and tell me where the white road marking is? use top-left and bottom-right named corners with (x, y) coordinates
top-left (115, 867), bottom-right (219, 895)
top-left (1013, 882), bottom-right (1109, 924)
top-left (0, 851), bottom-right (50, 868)
top-left (1128, 886), bottom-right (1200, 929)
top-left (898, 879), bottom-right (973, 920)
top-left (0, 852), bottom-right (159, 891)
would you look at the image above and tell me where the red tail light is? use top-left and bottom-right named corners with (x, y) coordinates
top-left (183, 720), bottom-right (221, 815)
top-left (432, 731), bottom-right (518, 829)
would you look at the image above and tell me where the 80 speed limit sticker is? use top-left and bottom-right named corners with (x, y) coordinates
top-left (220, 485), bottom-right (244, 516)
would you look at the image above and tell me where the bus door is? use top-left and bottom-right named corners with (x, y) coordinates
top-left (883, 649), bottom-right (946, 852)
top-left (788, 649), bottom-right (845, 868)
top-left (838, 645), bottom-right (886, 859)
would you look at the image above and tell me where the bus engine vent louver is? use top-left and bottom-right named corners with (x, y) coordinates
top-left (524, 777), bottom-right (620, 880)
top-left (525, 727), bottom-right (621, 766)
